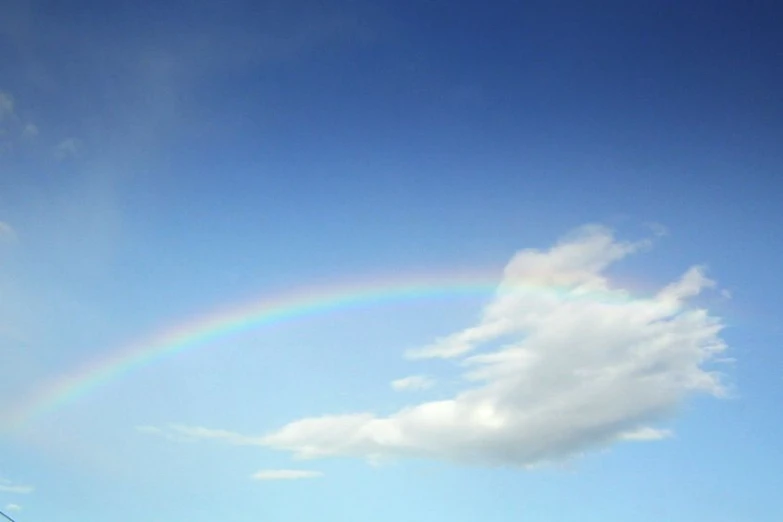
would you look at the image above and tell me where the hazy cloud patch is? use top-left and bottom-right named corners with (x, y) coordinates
top-left (0, 91), bottom-right (38, 153)
top-left (0, 92), bottom-right (14, 120)
top-left (0, 476), bottom-right (34, 494)
top-left (20, 123), bottom-right (37, 139)
top-left (54, 137), bottom-right (81, 160)
top-left (391, 375), bottom-right (435, 391)
top-left (251, 469), bottom-right (323, 481)
top-left (618, 427), bottom-right (674, 441)
top-left (0, 222), bottom-right (16, 242)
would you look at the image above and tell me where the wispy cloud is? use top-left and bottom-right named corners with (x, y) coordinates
top-left (20, 123), bottom-right (37, 139)
top-left (136, 424), bottom-right (263, 445)
top-left (391, 375), bottom-right (435, 391)
top-left (144, 225), bottom-right (729, 469)
top-left (0, 91), bottom-right (17, 155)
top-left (251, 469), bottom-right (323, 481)
top-left (4, 503), bottom-right (22, 512)
top-left (53, 137), bottom-right (81, 160)
top-left (135, 425), bottom-right (194, 443)
top-left (0, 92), bottom-right (14, 120)
top-left (0, 91), bottom-right (37, 152)
top-left (0, 477), bottom-right (34, 494)
top-left (0, 222), bottom-right (16, 242)
top-left (644, 221), bottom-right (669, 237)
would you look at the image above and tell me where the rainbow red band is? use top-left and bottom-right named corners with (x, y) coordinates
top-left (5, 273), bottom-right (659, 434)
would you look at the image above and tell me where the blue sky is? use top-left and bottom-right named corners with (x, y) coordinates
top-left (1, 0), bottom-right (782, 520)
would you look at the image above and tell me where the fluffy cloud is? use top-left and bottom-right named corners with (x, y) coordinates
top-left (4, 503), bottom-right (22, 512)
top-left (407, 225), bottom-right (652, 360)
top-left (251, 470), bottom-right (323, 481)
top-left (144, 225), bottom-right (729, 468)
top-left (391, 375), bottom-right (435, 391)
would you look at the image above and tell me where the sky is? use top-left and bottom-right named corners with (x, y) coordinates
top-left (1, 0), bottom-right (782, 520)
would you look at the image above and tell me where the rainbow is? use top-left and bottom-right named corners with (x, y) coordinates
top-left (6, 272), bottom-right (646, 434)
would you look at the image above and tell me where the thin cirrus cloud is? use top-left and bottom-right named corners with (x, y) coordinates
top-left (140, 423), bottom-right (264, 446)
top-left (4, 503), bottom-right (22, 512)
top-left (0, 476), bottom-right (34, 494)
top-left (391, 375), bottom-right (435, 391)
top-left (140, 224), bottom-right (729, 468)
top-left (136, 424), bottom-right (261, 445)
top-left (251, 470), bottom-right (323, 481)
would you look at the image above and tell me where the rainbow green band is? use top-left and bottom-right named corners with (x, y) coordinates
top-left (6, 273), bottom-right (648, 433)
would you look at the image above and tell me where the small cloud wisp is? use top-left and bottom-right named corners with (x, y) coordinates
top-left (391, 375), bottom-right (435, 391)
top-left (251, 470), bottom-right (323, 481)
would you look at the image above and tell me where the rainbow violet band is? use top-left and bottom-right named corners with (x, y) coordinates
top-left (7, 273), bottom-right (648, 433)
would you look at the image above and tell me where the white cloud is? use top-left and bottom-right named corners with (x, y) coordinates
top-left (406, 225), bottom-right (652, 360)
top-left (54, 137), bottom-right (81, 160)
top-left (251, 469), bottom-right (323, 481)
top-left (20, 123), bottom-right (38, 139)
top-left (144, 225), bottom-right (729, 468)
top-left (391, 375), bottom-right (435, 391)
top-left (257, 225), bottom-right (727, 467)
top-left (4, 503), bottom-right (22, 512)
top-left (135, 425), bottom-right (193, 443)
top-left (657, 265), bottom-right (715, 302)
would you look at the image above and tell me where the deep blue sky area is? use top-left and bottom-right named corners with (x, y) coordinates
top-left (1, 1), bottom-right (782, 521)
